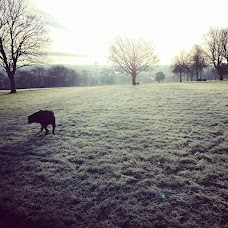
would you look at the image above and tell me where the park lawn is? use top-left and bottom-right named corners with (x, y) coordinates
top-left (0, 82), bottom-right (227, 228)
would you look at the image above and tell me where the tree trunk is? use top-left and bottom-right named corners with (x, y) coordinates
top-left (216, 67), bottom-right (224, 80)
top-left (132, 72), bottom-right (136, 85)
top-left (8, 72), bottom-right (17, 93)
top-left (219, 72), bottom-right (224, 80)
top-left (179, 73), bottom-right (182, 83)
top-left (196, 71), bottom-right (199, 80)
top-left (200, 71), bottom-right (202, 80)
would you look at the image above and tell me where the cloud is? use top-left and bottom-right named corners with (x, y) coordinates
top-left (29, 6), bottom-right (69, 31)
top-left (46, 51), bottom-right (96, 65)
top-left (47, 52), bottom-right (90, 58)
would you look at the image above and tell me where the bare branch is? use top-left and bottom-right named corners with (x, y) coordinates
top-left (0, 0), bottom-right (50, 71)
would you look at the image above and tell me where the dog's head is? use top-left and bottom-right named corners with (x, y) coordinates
top-left (28, 110), bottom-right (43, 124)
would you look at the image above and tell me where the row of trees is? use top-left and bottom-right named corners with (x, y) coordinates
top-left (0, 66), bottom-right (78, 89)
top-left (0, 65), bottom-right (166, 89)
top-left (1, 0), bottom-right (227, 92)
top-left (0, 65), bottom-right (119, 89)
top-left (109, 27), bottom-right (228, 84)
top-left (172, 27), bottom-right (228, 82)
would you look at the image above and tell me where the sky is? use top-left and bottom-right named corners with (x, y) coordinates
top-left (28, 0), bottom-right (228, 65)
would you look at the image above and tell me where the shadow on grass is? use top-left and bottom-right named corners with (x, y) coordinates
top-left (0, 133), bottom-right (58, 228)
top-left (0, 206), bottom-right (56, 228)
top-left (0, 132), bottom-right (54, 156)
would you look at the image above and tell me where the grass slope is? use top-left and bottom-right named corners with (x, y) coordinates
top-left (0, 82), bottom-right (227, 228)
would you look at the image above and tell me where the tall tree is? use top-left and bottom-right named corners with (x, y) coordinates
top-left (204, 27), bottom-right (228, 80)
top-left (109, 37), bottom-right (158, 85)
top-left (171, 51), bottom-right (189, 82)
top-left (190, 45), bottom-right (207, 80)
top-left (0, 0), bottom-right (49, 93)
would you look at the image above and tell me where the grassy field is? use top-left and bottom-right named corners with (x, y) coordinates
top-left (0, 82), bottom-right (227, 228)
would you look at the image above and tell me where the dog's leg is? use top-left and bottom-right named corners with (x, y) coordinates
top-left (44, 126), bottom-right (49, 135)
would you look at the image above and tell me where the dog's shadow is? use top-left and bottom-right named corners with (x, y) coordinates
top-left (0, 131), bottom-right (54, 157)
top-left (0, 131), bottom-right (57, 184)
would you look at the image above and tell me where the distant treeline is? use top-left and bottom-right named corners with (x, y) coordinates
top-left (0, 64), bottom-right (224, 90)
top-left (0, 65), bottom-right (151, 89)
top-left (0, 65), bottom-right (119, 89)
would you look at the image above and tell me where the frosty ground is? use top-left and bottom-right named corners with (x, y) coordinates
top-left (0, 82), bottom-right (227, 228)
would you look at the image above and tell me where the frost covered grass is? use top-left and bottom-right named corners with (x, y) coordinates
top-left (0, 82), bottom-right (227, 228)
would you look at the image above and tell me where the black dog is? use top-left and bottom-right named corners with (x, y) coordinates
top-left (28, 110), bottom-right (56, 135)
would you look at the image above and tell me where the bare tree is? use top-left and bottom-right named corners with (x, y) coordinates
top-left (0, 0), bottom-right (49, 93)
top-left (171, 51), bottom-right (189, 82)
top-left (204, 27), bottom-right (228, 80)
top-left (190, 45), bottom-right (207, 80)
top-left (109, 37), bottom-right (158, 85)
